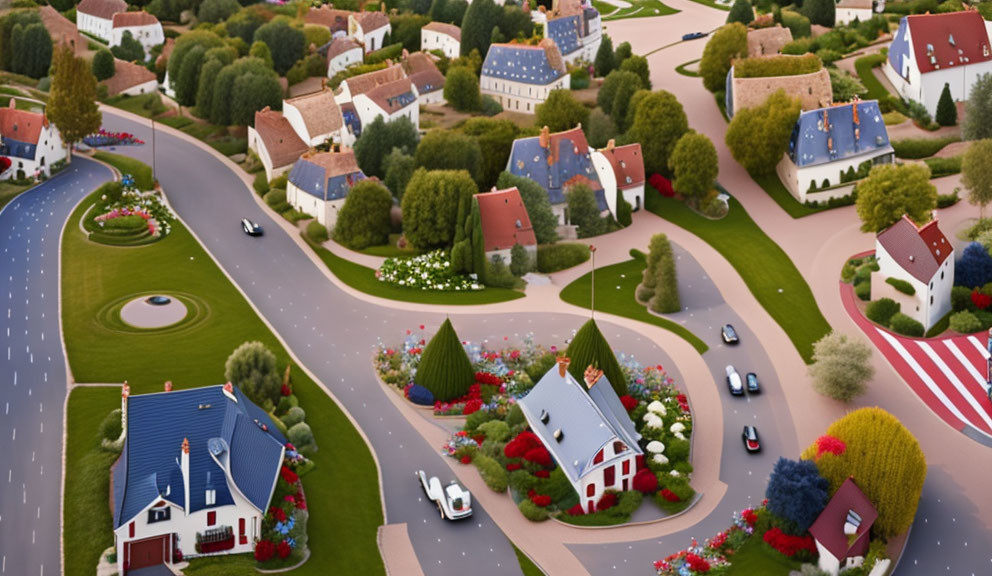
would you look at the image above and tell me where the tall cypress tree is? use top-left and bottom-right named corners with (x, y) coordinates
top-left (594, 34), bottom-right (614, 78)
top-left (726, 0), bottom-right (754, 25)
top-left (415, 319), bottom-right (475, 402)
top-left (565, 320), bottom-right (627, 396)
top-left (935, 83), bottom-right (957, 126)
top-left (47, 43), bottom-right (101, 159)
top-left (460, 0), bottom-right (502, 57)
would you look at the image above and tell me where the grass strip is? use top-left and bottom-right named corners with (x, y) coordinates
top-left (724, 534), bottom-right (802, 574)
top-left (854, 53), bottom-right (890, 101)
top-left (675, 59), bottom-right (701, 77)
top-left (513, 544), bottom-right (546, 576)
top-left (752, 173), bottom-right (826, 219)
top-left (93, 150), bottom-right (155, 190)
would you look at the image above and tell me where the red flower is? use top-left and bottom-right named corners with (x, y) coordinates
top-left (815, 435), bottom-right (846, 458)
top-left (567, 504), bottom-right (585, 516)
top-left (596, 492), bottom-right (618, 511)
top-left (972, 291), bottom-right (992, 310)
top-left (254, 539), bottom-right (275, 563)
top-left (460, 455), bottom-right (472, 464)
top-left (504, 431), bottom-right (542, 459)
top-left (685, 553), bottom-right (710, 573)
top-left (506, 463), bottom-right (522, 471)
top-left (462, 399), bottom-right (483, 415)
top-left (763, 528), bottom-right (816, 557)
top-left (632, 469), bottom-right (658, 494)
top-left (534, 469), bottom-right (550, 478)
top-left (524, 446), bottom-right (552, 468)
top-left (280, 466), bottom-right (299, 485)
top-left (648, 173), bottom-right (674, 197)
top-left (619, 395), bottom-right (638, 412)
top-left (276, 540), bottom-right (292, 559)
top-left (659, 489), bottom-right (680, 503)
top-left (530, 494), bottom-right (551, 507)
top-left (268, 506), bottom-right (287, 523)
top-left (472, 434), bottom-right (485, 445)
top-left (742, 508), bottom-right (758, 526)
top-left (281, 384), bottom-right (291, 397)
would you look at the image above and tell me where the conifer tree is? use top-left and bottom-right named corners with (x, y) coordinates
top-left (935, 83), bottom-right (957, 126)
top-left (415, 319), bottom-right (475, 402)
top-left (565, 320), bottom-right (627, 396)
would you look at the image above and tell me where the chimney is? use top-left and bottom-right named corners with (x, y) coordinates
top-left (222, 381), bottom-right (238, 402)
top-left (164, 380), bottom-right (172, 392)
top-left (402, 48), bottom-right (409, 60)
top-left (181, 438), bottom-right (190, 515)
top-left (538, 125), bottom-right (550, 149)
top-left (8, 98), bottom-right (16, 109)
top-left (605, 139), bottom-right (615, 152)
top-left (557, 356), bottom-right (570, 377)
top-left (583, 365), bottom-right (603, 389)
top-left (121, 381), bottom-right (130, 438)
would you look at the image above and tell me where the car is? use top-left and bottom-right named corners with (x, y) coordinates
top-left (682, 31), bottom-right (708, 41)
top-left (417, 470), bottom-right (473, 520)
top-left (742, 425), bottom-right (761, 452)
top-left (721, 324), bottom-right (739, 345)
top-left (745, 372), bottom-right (761, 394)
top-left (725, 365), bottom-right (744, 396)
top-left (241, 218), bottom-right (262, 236)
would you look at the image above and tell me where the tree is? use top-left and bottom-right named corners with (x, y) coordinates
top-left (855, 164), bottom-right (936, 233)
top-left (613, 41), bottom-right (632, 70)
top-left (415, 318), bottom-right (476, 402)
top-left (195, 57), bottom-right (227, 118)
top-left (962, 139), bottom-right (992, 218)
top-left (415, 130), bottom-right (483, 185)
top-left (383, 148), bottom-right (416, 199)
top-left (610, 79), bottom-right (642, 132)
top-left (935, 83), bottom-right (957, 126)
top-left (254, 19), bottom-right (305, 75)
top-left (168, 30), bottom-right (226, 106)
top-left (198, 0), bottom-right (240, 23)
top-left (510, 243), bottom-right (530, 276)
top-left (765, 458), bottom-right (829, 535)
top-left (801, 408), bottom-right (926, 538)
top-left (584, 108), bottom-right (618, 149)
top-left (726, 0), bottom-right (754, 25)
top-left (636, 233), bottom-right (679, 313)
top-left (11, 22), bottom-right (52, 79)
top-left (699, 23), bottom-right (747, 93)
top-left (249, 40), bottom-right (274, 69)
top-left (460, 0), bottom-right (502, 57)
top-left (353, 115), bottom-right (420, 178)
top-left (224, 341), bottom-right (282, 408)
top-left (92, 50), bottom-right (116, 81)
top-left (807, 332), bottom-right (874, 402)
top-left (498, 5), bottom-right (533, 40)
top-left (725, 90), bottom-right (801, 176)
top-left (619, 55), bottom-right (651, 90)
top-left (401, 169), bottom-right (477, 250)
top-left (390, 13), bottom-right (431, 52)
top-left (535, 89), bottom-right (590, 133)
top-left (594, 33), bottom-right (614, 77)
top-left (444, 65), bottom-right (481, 111)
top-left (566, 320), bottom-right (627, 396)
top-left (496, 171), bottom-right (558, 244)
top-left (955, 243), bottom-right (992, 288)
top-left (566, 184), bottom-right (608, 238)
top-left (227, 9), bottom-right (267, 45)
top-left (208, 57), bottom-right (281, 126)
top-left (963, 73), bottom-right (992, 141)
top-left (803, 0), bottom-right (834, 27)
top-left (669, 132), bottom-right (718, 202)
top-left (334, 180), bottom-right (394, 249)
top-left (596, 70), bottom-right (642, 119)
top-left (460, 117), bottom-right (519, 188)
top-left (627, 90), bottom-right (689, 176)
top-left (47, 44), bottom-right (101, 157)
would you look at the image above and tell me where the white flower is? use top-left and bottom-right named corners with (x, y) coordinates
top-left (669, 470), bottom-right (680, 477)
top-left (643, 413), bottom-right (664, 429)
top-left (674, 431), bottom-right (686, 441)
top-left (652, 454), bottom-right (669, 465)
top-left (646, 440), bottom-right (665, 454)
top-left (647, 400), bottom-right (667, 416)
top-left (670, 422), bottom-right (685, 434)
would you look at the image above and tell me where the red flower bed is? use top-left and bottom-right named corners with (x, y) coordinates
top-left (534, 469), bottom-right (550, 478)
top-left (269, 506), bottom-right (287, 523)
top-left (742, 508), bottom-right (758, 526)
top-left (524, 446), bottom-right (552, 467)
top-left (280, 466), bottom-right (299, 485)
top-left (596, 492), bottom-right (618, 511)
top-left (254, 540), bottom-right (275, 562)
top-left (281, 384), bottom-right (292, 396)
top-left (972, 291), bottom-right (992, 310)
top-left (676, 393), bottom-right (690, 413)
top-left (460, 455), bottom-right (472, 464)
top-left (815, 435), bottom-right (846, 458)
top-left (475, 372), bottom-right (503, 386)
top-left (530, 493), bottom-right (551, 507)
top-left (462, 399), bottom-right (483, 415)
top-left (659, 488), bottom-right (680, 502)
top-left (763, 527), bottom-right (816, 557)
top-left (649, 173), bottom-right (674, 197)
top-left (632, 469), bottom-right (658, 493)
top-left (506, 462), bottom-right (522, 471)
top-left (472, 434), bottom-right (485, 445)
top-left (619, 395), bottom-right (638, 412)
top-left (567, 504), bottom-right (585, 516)
top-left (505, 431), bottom-right (542, 459)
top-left (276, 540), bottom-right (292, 559)
top-left (685, 553), bottom-right (711, 573)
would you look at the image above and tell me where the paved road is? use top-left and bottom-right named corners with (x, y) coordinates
top-left (0, 160), bottom-right (113, 576)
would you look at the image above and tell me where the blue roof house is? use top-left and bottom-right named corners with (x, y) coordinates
top-left (111, 382), bottom-right (286, 574)
top-left (286, 146), bottom-right (367, 230)
top-left (518, 358), bottom-right (642, 514)
top-left (480, 38), bottom-right (570, 114)
top-left (541, 0), bottom-right (602, 64)
top-left (776, 100), bottom-right (894, 203)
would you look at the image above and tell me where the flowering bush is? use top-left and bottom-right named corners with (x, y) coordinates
top-left (620, 395), bottom-right (638, 411)
top-left (527, 490), bottom-right (552, 507)
top-left (405, 384), bottom-right (435, 406)
top-left (653, 508), bottom-right (763, 574)
top-left (377, 250), bottom-right (483, 291)
top-left (276, 540), bottom-right (292, 559)
top-left (83, 129), bottom-right (145, 147)
top-left (684, 553), bottom-right (710, 573)
top-left (254, 539), bottom-right (275, 562)
top-left (815, 435), bottom-right (846, 457)
top-left (972, 290), bottom-right (992, 310)
top-left (505, 431), bottom-right (542, 459)
top-left (90, 184), bottom-right (173, 239)
top-left (280, 466), bottom-right (299, 485)
top-left (763, 527), bottom-right (816, 557)
top-left (633, 469), bottom-right (658, 493)
top-left (659, 489), bottom-right (680, 503)
top-left (596, 491), bottom-right (618, 511)
top-left (523, 446), bottom-right (552, 467)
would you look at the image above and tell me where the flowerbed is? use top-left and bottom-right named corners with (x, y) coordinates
top-left (83, 129), bottom-right (145, 147)
top-left (253, 452), bottom-right (311, 567)
top-left (85, 180), bottom-right (173, 244)
top-left (376, 250), bottom-right (483, 291)
top-left (654, 507), bottom-right (759, 575)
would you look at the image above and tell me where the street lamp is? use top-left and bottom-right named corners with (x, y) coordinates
top-left (589, 244), bottom-right (597, 319)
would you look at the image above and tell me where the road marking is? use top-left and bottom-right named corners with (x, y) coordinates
top-left (917, 343), bottom-right (992, 432)
top-left (11, 428), bottom-right (14, 441)
top-left (944, 340), bottom-right (991, 392)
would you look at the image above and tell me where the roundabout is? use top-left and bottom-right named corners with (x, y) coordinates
top-left (119, 294), bottom-right (187, 328)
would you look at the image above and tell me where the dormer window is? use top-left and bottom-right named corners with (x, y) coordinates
top-left (148, 502), bottom-right (171, 524)
top-left (593, 448), bottom-right (604, 464)
top-left (205, 488), bottom-right (217, 506)
top-left (540, 409), bottom-right (550, 424)
top-left (948, 34), bottom-right (955, 46)
top-left (926, 43), bottom-right (934, 55)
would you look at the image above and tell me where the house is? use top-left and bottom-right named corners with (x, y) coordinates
top-left (0, 99), bottom-right (67, 181)
top-left (835, 0), bottom-right (874, 26)
top-left (884, 11), bottom-right (992, 116)
top-left (247, 107), bottom-right (309, 182)
top-left (111, 382), bottom-right (287, 575)
top-left (475, 187), bottom-right (538, 264)
top-left (506, 125), bottom-right (607, 234)
top-left (401, 50), bottom-right (446, 105)
top-left (336, 64), bottom-right (419, 134)
top-left (286, 147), bottom-right (367, 229)
top-left (305, 4), bottom-right (355, 36)
top-left (746, 25), bottom-right (793, 57)
top-left (102, 59), bottom-right (159, 97)
top-left (539, 0), bottom-right (602, 65)
top-left (348, 10), bottom-right (391, 54)
top-left (110, 12), bottom-right (164, 59)
top-left (76, 0), bottom-right (128, 42)
top-left (776, 100), bottom-right (894, 203)
top-left (325, 37), bottom-right (363, 77)
top-left (873, 215), bottom-right (954, 331)
top-left (39, 5), bottom-right (85, 54)
top-left (808, 478), bottom-right (879, 576)
top-left (421, 22), bottom-right (461, 59)
top-left (725, 55), bottom-right (833, 118)
top-left (481, 39), bottom-right (570, 114)
top-left (282, 88), bottom-right (347, 147)
top-left (518, 358), bottom-right (642, 514)
top-left (591, 139), bottom-right (645, 213)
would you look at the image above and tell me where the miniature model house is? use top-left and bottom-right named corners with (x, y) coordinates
top-left (809, 478), bottom-right (879, 576)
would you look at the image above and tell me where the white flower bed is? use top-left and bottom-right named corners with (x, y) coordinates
top-left (376, 250), bottom-right (483, 291)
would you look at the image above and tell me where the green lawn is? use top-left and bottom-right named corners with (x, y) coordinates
top-left (752, 173), bottom-right (824, 219)
top-left (725, 535), bottom-right (802, 574)
top-left (675, 59), bottom-right (701, 77)
top-left (356, 233), bottom-right (421, 258)
top-left (62, 189), bottom-right (385, 576)
top-left (645, 194), bottom-right (831, 362)
top-left (560, 251), bottom-right (709, 355)
top-left (854, 53), bottom-right (891, 101)
top-left (304, 235), bottom-right (526, 305)
top-left (157, 115), bottom-right (248, 156)
top-left (104, 92), bottom-right (169, 118)
top-left (0, 180), bottom-right (32, 211)
top-left (92, 151), bottom-right (155, 190)
top-left (513, 544), bottom-right (546, 576)
top-left (591, 0), bottom-right (679, 19)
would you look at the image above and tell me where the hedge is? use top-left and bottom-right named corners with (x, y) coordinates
top-left (518, 498), bottom-right (550, 522)
top-left (855, 281), bottom-right (871, 301)
top-left (925, 156), bottom-right (962, 178)
top-left (891, 136), bottom-right (960, 159)
top-left (536, 243), bottom-right (591, 273)
top-left (885, 277), bottom-right (915, 296)
top-left (949, 310), bottom-right (982, 334)
top-left (781, 10), bottom-right (811, 38)
top-left (733, 53), bottom-right (821, 79)
top-left (253, 172), bottom-right (269, 196)
top-left (306, 220), bottom-right (329, 243)
top-left (866, 298), bottom-right (900, 325)
top-left (951, 285), bottom-right (973, 311)
top-left (473, 453), bottom-right (509, 493)
top-left (889, 312), bottom-right (924, 337)
top-left (264, 188), bottom-right (290, 213)
top-left (937, 191), bottom-right (960, 208)
top-left (364, 43), bottom-right (403, 65)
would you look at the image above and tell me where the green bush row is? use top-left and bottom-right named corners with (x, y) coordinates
top-left (866, 298), bottom-right (900, 325)
top-left (557, 491), bottom-right (643, 527)
top-left (891, 137), bottom-right (960, 159)
top-left (889, 312), bottom-right (924, 337)
top-left (925, 156), bottom-right (962, 178)
top-left (733, 53), bottom-right (821, 79)
top-left (306, 220), bottom-right (329, 243)
top-left (937, 191), bottom-right (960, 208)
top-left (518, 498), bottom-right (550, 522)
top-left (885, 277), bottom-right (915, 296)
top-left (473, 453), bottom-right (509, 493)
top-left (536, 243), bottom-right (591, 273)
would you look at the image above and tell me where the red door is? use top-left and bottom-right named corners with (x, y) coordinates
top-left (128, 535), bottom-right (167, 571)
top-left (603, 465), bottom-right (615, 488)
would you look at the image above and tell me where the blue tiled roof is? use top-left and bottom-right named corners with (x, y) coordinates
top-left (481, 44), bottom-right (565, 85)
top-left (341, 103), bottom-right (361, 137)
top-left (288, 156), bottom-right (366, 201)
top-left (888, 18), bottom-right (911, 77)
top-left (788, 100), bottom-right (892, 168)
top-left (0, 138), bottom-right (36, 160)
top-left (506, 130), bottom-right (605, 209)
top-left (112, 385), bottom-right (286, 529)
top-left (546, 16), bottom-right (582, 56)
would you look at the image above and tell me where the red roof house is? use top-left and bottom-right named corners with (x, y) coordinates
top-left (475, 187), bottom-right (538, 255)
top-left (876, 215), bottom-right (951, 284)
top-left (809, 478), bottom-right (878, 574)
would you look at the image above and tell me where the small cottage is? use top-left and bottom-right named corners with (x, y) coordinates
top-left (592, 140), bottom-right (645, 213)
top-left (248, 107), bottom-right (309, 182)
top-left (76, 0), bottom-right (127, 42)
top-left (348, 10), bottom-right (391, 54)
top-left (421, 22), bottom-right (461, 59)
top-left (475, 187), bottom-right (538, 264)
top-left (286, 147), bottom-right (367, 229)
top-left (0, 99), bottom-right (67, 181)
top-left (808, 478), bottom-right (879, 576)
top-left (110, 12), bottom-right (164, 59)
top-left (481, 39), bottom-right (570, 114)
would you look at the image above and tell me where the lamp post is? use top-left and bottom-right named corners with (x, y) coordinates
top-left (589, 244), bottom-right (597, 319)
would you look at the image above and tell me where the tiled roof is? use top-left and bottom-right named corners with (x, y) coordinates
top-left (363, 77), bottom-right (417, 113)
top-left (809, 478), bottom-right (878, 561)
top-left (77, 0), bottom-right (127, 20)
top-left (787, 100), bottom-right (891, 168)
top-left (288, 148), bottom-right (366, 201)
top-left (39, 6), bottom-right (84, 53)
top-left (507, 126), bottom-right (606, 209)
top-left (341, 64), bottom-right (407, 98)
top-left (896, 12), bottom-right (992, 75)
top-left (326, 37), bottom-right (362, 62)
top-left (284, 88), bottom-right (344, 139)
top-left (112, 11), bottom-right (160, 28)
top-left (0, 101), bottom-right (47, 146)
top-left (746, 25), bottom-right (793, 57)
top-left (423, 21), bottom-right (461, 42)
top-left (352, 10), bottom-right (389, 33)
top-left (877, 215), bottom-right (952, 284)
top-left (481, 39), bottom-right (567, 86)
top-left (546, 15), bottom-right (582, 56)
top-left (548, 0), bottom-right (586, 18)
top-left (306, 5), bottom-right (354, 33)
top-left (101, 59), bottom-right (157, 96)
top-left (598, 141), bottom-right (644, 190)
top-left (836, 0), bottom-right (872, 8)
top-left (111, 385), bottom-right (286, 529)
top-left (253, 107), bottom-right (309, 169)
top-left (475, 187), bottom-right (537, 251)
top-left (729, 62), bottom-right (832, 116)
top-left (402, 51), bottom-right (445, 95)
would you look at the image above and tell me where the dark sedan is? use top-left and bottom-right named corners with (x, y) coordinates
top-left (722, 324), bottom-right (739, 344)
top-left (682, 32), bottom-right (708, 41)
top-left (742, 426), bottom-right (761, 453)
top-left (241, 218), bottom-right (263, 236)
top-left (746, 372), bottom-right (761, 394)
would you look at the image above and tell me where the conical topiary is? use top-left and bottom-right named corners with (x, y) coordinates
top-left (565, 320), bottom-right (627, 396)
top-left (415, 318), bottom-right (475, 402)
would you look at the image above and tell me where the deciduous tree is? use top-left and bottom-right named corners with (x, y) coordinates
top-left (224, 341), bottom-right (282, 408)
top-left (803, 0), bottom-right (834, 27)
top-left (496, 171), bottom-right (558, 244)
top-left (92, 49), bottom-right (115, 81)
top-left (726, 0), bottom-right (754, 25)
top-left (460, 117), bottom-right (519, 188)
top-left (725, 90), bottom-right (800, 176)
top-left (964, 73), bottom-right (992, 140)
top-left (198, 0), bottom-right (240, 23)
top-left (627, 90), bottom-right (689, 176)
top-left (460, 0), bottom-right (502, 57)
top-left (444, 65), bottom-right (481, 111)
top-left (47, 43), bottom-right (101, 156)
top-left (566, 184), bottom-right (609, 238)
top-left (253, 18), bottom-right (305, 75)
top-left (962, 139), bottom-right (992, 218)
top-left (596, 70), bottom-right (642, 120)
top-left (334, 180), bottom-right (394, 249)
top-left (383, 148), bottom-right (416, 199)
top-left (168, 30), bottom-right (226, 106)
top-left (619, 54), bottom-right (651, 90)
top-left (699, 23), bottom-right (747, 93)
top-left (414, 130), bottom-right (483, 185)
top-left (669, 132), bottom-right (718, 202)
top-left (401, 169), bottom-right (477, 250)
top-left (354, 115), bottom-right (420, 177)
top-left (535, 89), bottom-right (589, 133)
top-left (807, 332), bottom-right (874, 402)
top-left (854, 163), bottom-right (936, 232)
top-left (11, 22), bottom-right (52, 79)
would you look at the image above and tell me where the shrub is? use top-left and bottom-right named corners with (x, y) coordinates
top-left (414, 319), bottom-right (475, 402)
top-left (518, 498), bottom-right (550, 521)
top-left (570, 67), bottom-right (590, 89)
top-left (889, 313), bottom-right (924, 337)
top-left (474, 453), bottom-right (509, 492)
top-left (632, 469), bottom-right (658, 493)
top-left (565, 319), bottom-right (627, 396)
top-left (477, 419), bottom-right (511, 443)
top-left (536, 243), bottom-right (590, 273)
top-left (765, 458), bottom-right (829, 534)
top-left (884, 277), bottom-right (915, 296)
top-left (334, 180), bottom-right (393, 249)
top-left (276, 394), bottom-right (299, 415)
top-left (865, 298), bottom-right (900, 325)
top-left (951, 285), bottom-right (973, 311)
top-left (732, 53), bottom-right (821, 78)
top-left (925, 156), bottom-right (962, 178)
top-left (99, 409), bottom-right (123, 442)
top-left (781, 10), bottom-right (811, 38)
top-left (253, 172), bottom-right (269, 196)
top-left (287, 422), bottom-right (314, 448)
top-left (225, 341), bottom-right (282, 408)
top-left (956, 243), bottom-right (992, 288)
top-left (808, 332), bottom-right (873, 402)
top-left (855, 279), bottom-right (871, 301)
top-left (406, 384), bottom-right (435, 405)
top-left (666, 438), bottom-right (690, 462)
top-left (282, 406), bottom-right (306, 427)
top-left (949, 310), bottom-right (982, 334)
top-left (264, 188), bottom-right (290, 213)
top-left (890, 137), bottom-right (959, 160)
top-left (936, 191), bottom-right (960, 208)
top-left (465, 407), bottom-right (495, 431)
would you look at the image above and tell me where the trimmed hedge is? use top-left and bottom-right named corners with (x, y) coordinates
top-left (781, 10), bottom-right (811, 38)
top-left (306, 220), bottom-right (329, 243)
top-left (866, 298), bottom-right (900, 325)
top-left (414, 319), bottom-right (475, 402)
top-left (885, 277), bottom-right (915, 296)
top-left (951, 285), bottom-right (973, 311)
top-left (949, 310), bottom-right (982, 334)
top-left (253, 172), bottom-right (269, 196)
top-left (889, 313), bottom-right (924, 337)
top-left (733, 53), bottom-right (821, 78)
top-left (891, 136), bottom-right (960, 159)
top-left (925, 156), bottom-right (962, 178)
top-left (536, 243), bottom-right (591, 273)
top-left (937, 191), bottom-right (960, 208)
top-left (518, 498), bottom-right (550, 522)
top-left (473, 453), bottom-right (509, 493)
top-left (264, 188), bottom-right (290, 213)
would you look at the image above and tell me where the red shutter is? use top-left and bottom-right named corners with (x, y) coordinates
top-left (129, 522), bottom-right (135, 538)
top-left (207, 511), bottom-right (216, 526)
top-left (239, 518), bottom-right (247, 545)
top-left (593, 449), bottom-right (604, 465)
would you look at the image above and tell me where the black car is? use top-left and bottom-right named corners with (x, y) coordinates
top-left (742, 426), bottom-right (761, 453)
top-left (721, 324), bottom-right (739, 344)
top-left (241, 218), bottom-right (263, 236)
top-left (745, 372), bottom-right (761, 394)
top-left (682, 32), bottom-right (708, 41)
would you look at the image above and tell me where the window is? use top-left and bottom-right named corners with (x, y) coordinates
top-left (622, 460), bottom-right (630, 475)
top-left (148, 505), bottom-right (171, 524)
top-left (129, 522), bottom-right (135, 538)
top-left (930, 282), bottom-right (934, 290)
top-left (941, 271), bottom-right (944, 280)
top-left (604, 465), bottom-right (615, 487)
top-left (207, 511), bottom-right (217, 526)
top-left (586, 484), bottom-right (596, 497)
top-left (205, 489), bottom-right (216, 506)
top-left (593, 449), bottom-right (604, 465)
top-left (613, 441), bottom-right (626, 455)
top-left (239, 518), bottom-right (247, 546)
top-left (930, 295), bottom-right (934, 305)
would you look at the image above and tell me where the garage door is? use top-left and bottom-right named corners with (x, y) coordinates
top-left (128, 535), bottom-right (167, 571)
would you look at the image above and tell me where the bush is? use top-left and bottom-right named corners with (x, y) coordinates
top-left (415, 319), bottom-right (475, 402)
top-left (264, 188), bottom-right (290, 213)
top-left (884, 277), bottom-right (915, 296)
top-left (480, 95), bottom-right (502, 116)
top-left (225, 341), bottom-right (282, 408)
top-left (287, 422), bottom-right (315, 448)
top-left (474, 453), bottom-right (509, 492)
top-left (890, 137), bottom-right (959, 159)
top-left (781, 10), bottom-right (811, 38)
top-left (855, 281), bottom-right (871, 301)
top-left (925, 156), bottom-right (961, 178)
top-left (889, 312), bottom-right (924, 337)
top-left (276, 394), bottom-right (299, 415)
top-left (732, 53), bottom-right (821, 78)
top-left (477, 419), bottom-right (511, 443)
top-left (99, 409), bottom-right (123, 442)
top-left (518, 498), bottom-right (550, 521)
top-left (253, 172), bottom-right (269, 196)
top-left (936, 191), bottom-right (960, 208)
top-left (465, 408), bottom-right (496, 431)
top-left (570, 67), bottom-right (590, 89)
top-left (632, 469), bottom-right (658, 493)
top-left (281, 406), bottom-right (306, 428)
top-left (949, 310), bottom-right (982, 334)
top-left (952, 285), bottom-right (973, 311)
top-left (406, 384), bottom-right (435, 405)
top-left (306, 220), bottom-right (329, 244)
top-left (536, 243), bottom-right (591, 273)
top-left (765, 458), bottom-right (829, 534)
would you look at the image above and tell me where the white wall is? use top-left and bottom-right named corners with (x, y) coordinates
top-left (117, 78), bottom-right (159, 97)
top-left (480, 75), bottom-right (570, 114)
top-left (78, 13), bottom-right (113, 42)
top-left (622, 185), bottom-right (644, 212)
top-left (287, 181), bottom-right (346, 228)
top-left (0, 124), bottom-right (67, 181)
top-left (777, 149), bottom-right (894, 203)
top-left (590, 150), bottom-right (617, 217)
top-left (815, 540), bottom-right (841, 576)
top-left (327, 48), bottom-right (363, 77)
top-left (247, 127), bottom-right (294, 182)
top-left (576, 447), bottom-right (637, 513)
top-left (835, 7), bottom-right (872, 26)
top-left (418, 88), bottom-right (445, 106)
top-left (110, 23), bottom-right (164, 59)
top-left (350, 20), bottom-right (391, 54)
top-left (352, 93), bottom-right (419, 132)
top-left (420, 30), bottom-right (460, 59)
top-left (874, 241), bottom-right (954, 330)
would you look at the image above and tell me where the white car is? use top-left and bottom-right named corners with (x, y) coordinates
top-left (725, 365), bottom-right (744, 396)
top-left (417, 470), bottom-right (472, 520)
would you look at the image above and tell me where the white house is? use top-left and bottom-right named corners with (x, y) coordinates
top-left (401, 50), bottom-right (445, 105)
top-left (76, 0), bottom-right (128, 42)
top-left (475, 187), bottom-right (538, 264)
top-left (110, 12), bottom-right (164, 59)
top-left (873, 215), bottom-right (954, 331)
top-left (808, 478), bottom-right (879, 576)
top-left (286, 147), bottom-right (366, 229)
top-left (248, 107), bottom-right (309, 182)
top-left (0, 99), bottom-right (67, 181)
top-left (540, 0), bottom-right (602, 65)
top-left (306, 4), bottom-right (354, 36)
top-left (776, 100), bottom-right (894, 203)
top-left (325, 37), bottom-right (363, 77)
top-left (421, 21), bottom-right (461, 59)
top-left (481, 39), bottom-right (570, 114)
top-left (348, 10), bottom-right (391, 54)
top-left (335, 64), bottom-right (419, 134)
top-left (101, 58), bottom-right (159, 97)
top-left (518, 359), bottom-right (642, 514)
top-left (884, 11), bottom-right (992, 116)
top-left (282, 88), bottom-right (347, 147)
top-left (591, 139), bottom-right (645, 213)
top-left (111, 382), bottom-right (287, 575)
top-left (835, 0), bottom-right (873, 26)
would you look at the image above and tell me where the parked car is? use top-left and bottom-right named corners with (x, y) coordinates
top-left (721, 324), bottom-right (739, 345)
top-left (742, 426), bottom-right (761, 453)
top-left (241, 218), bottom-right (262, 236)
top-left (417, 470), bottom-right (472, 520)
top-left (725, 365), bottom-right (744, 396)
top-left (682, 31), bottom-right (708, 41)
top-left (745, 372), bottom-right (761, 394)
